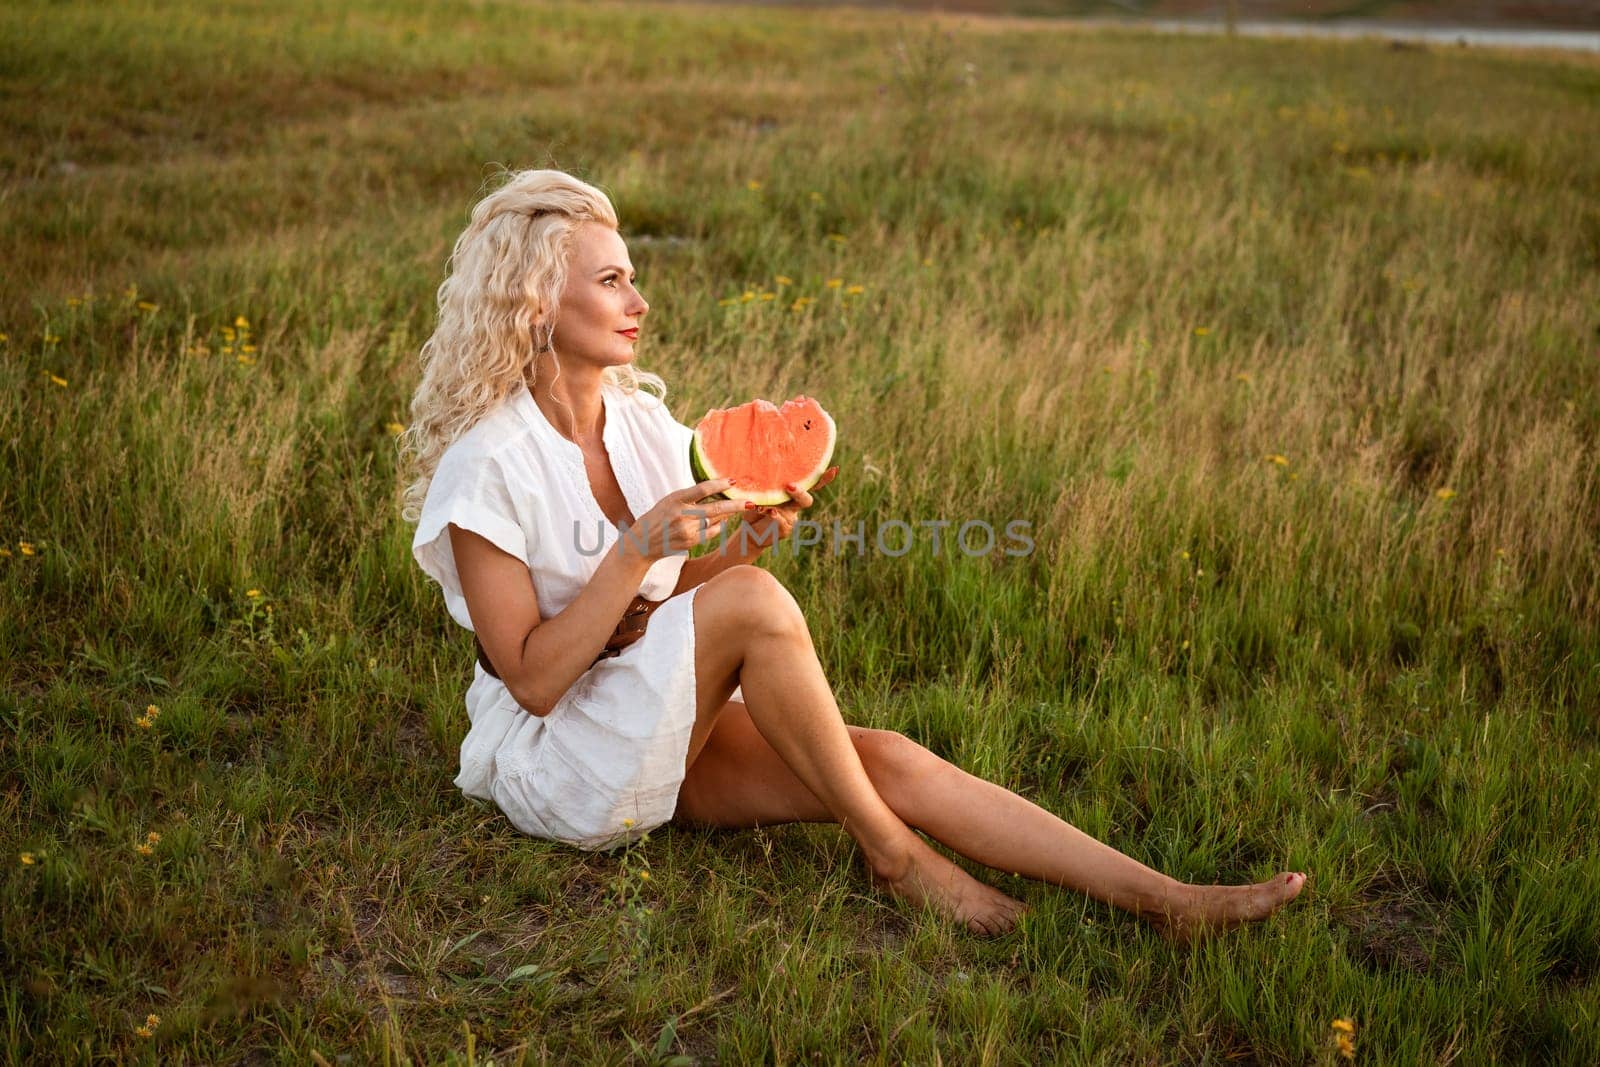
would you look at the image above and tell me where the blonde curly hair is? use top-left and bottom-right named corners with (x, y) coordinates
top-left (399, 167), bottom-right (666, 524)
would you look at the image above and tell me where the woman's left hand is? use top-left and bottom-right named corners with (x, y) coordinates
top-left (739, 466), bottom-right (839, 545)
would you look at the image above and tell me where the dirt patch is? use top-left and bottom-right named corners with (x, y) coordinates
top-left (1544, 929), bottom-right (1600, 988)
top-left (1356, 783), bottom-right (1400, 820)
top-left (1333, 872), bottom-right (1451, 974)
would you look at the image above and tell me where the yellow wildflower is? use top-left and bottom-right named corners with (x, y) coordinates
top-left (717, 298), bottom-right (736, 307)
top-left (146, 704), bottom-right (161, 718)
top-left (740, 291), bottom-right (755, 303)
top-left (746, 180), bottom-right (762, 191)
top-left (921, 258), bottom-right (933, 267)
top-left (19, 542), bottom-right (36, 556)
top-left (808, 191), bottom-right (822, 202)
top-left (1435, 487), bottom-right (1456, 501)
top-left (145, 1013), bottom-right (161, 1028)
top-left (1194, 326), bottom-right (1211, 336)
top-left (824, 278), bottom-right (843, 289)
top-left (638, 870), bottom-right (650, 881)
top-left (240, 344), bottom-right (256, 353)
top-left (20, 852), bottom-right (35, 865)
top-left (774, 275), bottom-right (793, 286)
top-left (1181, 639), bottom-right (1190, 650)
top-left (385, 422), bottom-right (405, 436)
top-left (845, 284), bottom-right (864, 295)
top-left (1267, 454), bottom-right (1289, 467)
top-left (758, 292), bottom-right (776, 301)
top-left (1234, 371), bottom-right (1253, 383)
top-left (1180, 550), bottom-right (1190, 560)
top-left (246, 589), bottom-right (262, 599)
top-left (825, 233), bottom-right (846, 244)
top-left (137, 301), bottom-right (158, 312)
top-left (134, 1026), bottom-right (153, 1039)
top-left (622, 818), bottom-right (634, 828)
top-left (146, 831), bottom-right (161, 844)
top-left (237, 354), bottom-right (255, 366)
top-left (0, 333), bottom-right (8, 342)
top-left (135, 716), bottom-right (152, 729)
top-left (136, 843), bottom-right (153, 856)
top-left (0, 547), bottom-right (10, 558)
top-left (43, 333), bottom-right (60, 345)
top-left (1331, 1018), bottom-right (1356, 1060)
top-left (67, 297), bottom-right (82, 307)
top-left (235, 315), bottom-right (249, 328)
top-left (50, 374), bottom-right (67, 388)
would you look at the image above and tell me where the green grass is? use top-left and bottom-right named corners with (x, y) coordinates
top-left (4, 0), bottom-right (1599, 1061)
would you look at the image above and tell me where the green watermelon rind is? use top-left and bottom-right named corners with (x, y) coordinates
top-left (689, 403), bottom-right (836, 507)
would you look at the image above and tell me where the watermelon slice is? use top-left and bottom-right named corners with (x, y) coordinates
top-left (690, 396), bottom-right (837, 506)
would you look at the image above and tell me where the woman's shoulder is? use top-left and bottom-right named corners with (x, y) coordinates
top-left (432, 396), bottom-right (537, 486)
top-left (609, 380), bottom-right (686, 433)
top-left (450, 394), bottom-right (533, 454)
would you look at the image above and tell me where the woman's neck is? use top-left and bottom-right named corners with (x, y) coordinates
top-left (526, 366), bottom-right (605, 446)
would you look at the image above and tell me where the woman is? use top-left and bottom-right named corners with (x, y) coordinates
top-left (402, 168), bottom-right (1306, 939)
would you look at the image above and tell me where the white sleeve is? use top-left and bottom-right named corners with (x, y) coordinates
top-left (412, 448), bottom-right (531, 631)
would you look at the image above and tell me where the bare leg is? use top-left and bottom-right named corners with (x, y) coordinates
top-left (677, 705), bottom-right (1304, 941)
top-left (689, 566), bottom-right (1026, 935)
top-left (881, 755), bottom-right (1307, 941)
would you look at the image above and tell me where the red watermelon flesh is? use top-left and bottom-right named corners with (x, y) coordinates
top-left (690, 396), bottom-right (837, 506)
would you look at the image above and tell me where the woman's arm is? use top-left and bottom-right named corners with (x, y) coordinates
top-left (452, 525), bottom-right (653, 717)
top-left (453, 479), bottom-right (744, 716)
top-left (668, 466), bottom-right (840, 597)
top-left (668, 516), bottom-right (769, 596)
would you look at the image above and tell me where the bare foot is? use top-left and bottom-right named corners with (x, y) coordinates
top-left (870, 834), bottom-right (1030, 937)
top-left (1147, 872), bottom-right (1307, 944)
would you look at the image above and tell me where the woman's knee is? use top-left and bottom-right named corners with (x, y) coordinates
top-left (698, 564), bottom-right (806, 641)
top-left (853, 728), bottom-right (921, 777)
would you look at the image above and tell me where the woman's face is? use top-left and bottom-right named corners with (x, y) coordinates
top-left (547, 221), bottom-right (648, 371)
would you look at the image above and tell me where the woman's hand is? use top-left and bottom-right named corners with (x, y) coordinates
top-left (620, 478), bottom-right (747, 564)
top-left (739, 466), bottom-right (839, 547)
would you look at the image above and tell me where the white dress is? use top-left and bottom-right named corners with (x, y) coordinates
top-left (412, 380), bottom-right (740, 852)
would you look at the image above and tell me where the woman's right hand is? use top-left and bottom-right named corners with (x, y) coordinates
top-left (618, 479), bottom-right (747, 563)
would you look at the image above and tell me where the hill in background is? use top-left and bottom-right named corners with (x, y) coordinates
top-left (741, 0), bottom-right (1600, 29)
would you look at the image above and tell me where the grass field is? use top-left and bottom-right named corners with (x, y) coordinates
top-left (4, 0), bottom-right (1599, 1062)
